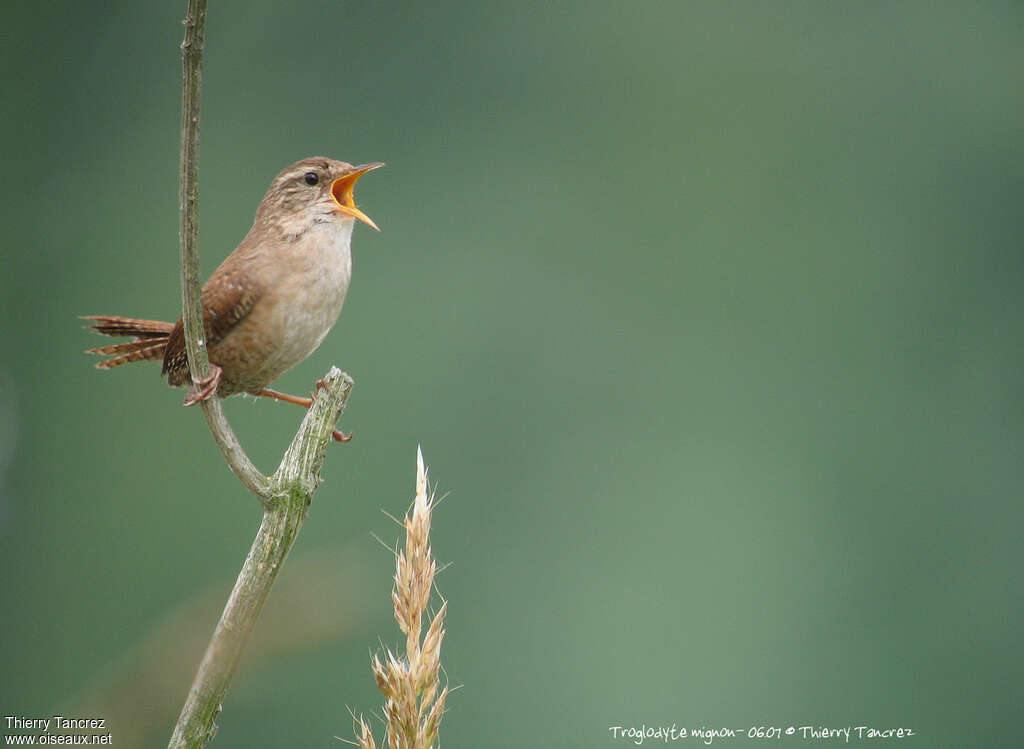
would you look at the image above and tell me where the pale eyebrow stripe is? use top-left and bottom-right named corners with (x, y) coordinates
top-left (278, 168), bottom-right (315, 182)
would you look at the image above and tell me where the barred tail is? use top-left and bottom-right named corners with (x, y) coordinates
top-left (81, 315), bottom-right (173, 369)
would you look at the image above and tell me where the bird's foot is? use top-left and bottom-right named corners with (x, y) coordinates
top-left (254, 385), bottom-right (353, 443)
top-left (183, 364), bottom-right (223, 406)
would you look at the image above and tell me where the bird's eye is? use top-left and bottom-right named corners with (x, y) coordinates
top-left (304, 172), bottom-right (319, 186)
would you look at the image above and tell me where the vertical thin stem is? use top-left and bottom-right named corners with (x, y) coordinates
top-left (167, 2), bottom-right (355, 745)
top-left (179, 0), bottom-right (207, 386)
top-left (176, 0), bottom-right (268, 497)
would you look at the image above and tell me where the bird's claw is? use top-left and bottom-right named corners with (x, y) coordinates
top-left (183, 364), bottom-right (223, 406)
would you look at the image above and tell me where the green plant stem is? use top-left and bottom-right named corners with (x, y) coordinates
top-left (167, 1), bottom-right (355, 745)
top-left (168, 370), bottom-right (354, 748)
top-left (178, 0), bottom-right (207, 391)
top-left (176, 0), bottom-right (270, 498)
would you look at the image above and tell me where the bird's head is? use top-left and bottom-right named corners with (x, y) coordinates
top-left (257, 157), bottom-right (384, 235)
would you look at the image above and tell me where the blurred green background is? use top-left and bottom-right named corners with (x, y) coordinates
top-left (2, 1), bottom-right (1022, 746)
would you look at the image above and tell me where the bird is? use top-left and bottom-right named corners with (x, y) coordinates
top-left (83, 156), bottom-right (383, 441)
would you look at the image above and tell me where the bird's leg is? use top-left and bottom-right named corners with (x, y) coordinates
top-left (254, 387), bottom-right (353, 442)
top-left (183, 363), bottom-right (223, 407)
top-left (256, 387), bottom-right (313, 408)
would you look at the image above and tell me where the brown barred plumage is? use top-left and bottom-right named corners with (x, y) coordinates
top-left (82, 316), bottom-right (173, 369)
top-left (81, 315), bottom-right (174, 339)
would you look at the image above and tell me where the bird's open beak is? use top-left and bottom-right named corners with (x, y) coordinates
top-left (331, 162), bottom-right (384, 231)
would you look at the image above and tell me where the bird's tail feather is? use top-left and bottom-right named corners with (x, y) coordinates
top-left (82, 315), bottom-right (173, 369)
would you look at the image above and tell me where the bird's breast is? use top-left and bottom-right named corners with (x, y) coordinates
top-left (259, 218), bottom-right (355, 380)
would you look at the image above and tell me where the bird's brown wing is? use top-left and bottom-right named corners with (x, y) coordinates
top-left (162, 268), bottom-right (263, 384)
